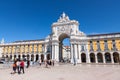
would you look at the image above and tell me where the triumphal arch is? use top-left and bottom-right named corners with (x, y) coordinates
top-left (45, 12), bottom-right (88, 64)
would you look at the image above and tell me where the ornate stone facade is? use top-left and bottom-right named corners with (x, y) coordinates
top-left (0, 12), bottom-right (120, 64)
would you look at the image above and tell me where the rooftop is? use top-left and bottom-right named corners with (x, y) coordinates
top-left (87, 32), bottom-right (120, 37)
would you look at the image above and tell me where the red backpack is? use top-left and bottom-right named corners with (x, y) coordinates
top-left (20, 61), bottom-right (24, 67)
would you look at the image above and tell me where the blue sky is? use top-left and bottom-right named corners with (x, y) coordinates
top-left (0, 0), bottom-right (120, 44)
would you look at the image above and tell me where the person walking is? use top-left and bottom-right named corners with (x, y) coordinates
top-left (11, 61), bottom-right (17, 74)
top-left (20, 60), bottom-right (25, 74)
top-left (16, 59), bottom-right (20, 74)
top-left (26, 60), bottom-right (30, 68)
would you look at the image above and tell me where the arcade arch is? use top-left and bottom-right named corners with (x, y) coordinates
top-left (59, 33), bottom-right (70, 62)
top-left (41, 54), bottom-right (44, 62)
top-left (97, 53), bottom-right (103, 63)
top-left (90, 53), bottom-right (95, 63)
top-left (113, 52), bottom-right (119, 63)
top-left (81, 53), bottom-right (86, 63)
top-left (47, 54), bottom-right (51, 60)
top-left (36, 54), bottom-right (39, 61)
top-left (105, 52), bottom-right (111, 63)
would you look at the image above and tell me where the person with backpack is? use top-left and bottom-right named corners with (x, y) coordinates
top-left (11, 61), bottom-right (17, 74)
top-left (20, 60), bottom-right (25, 74)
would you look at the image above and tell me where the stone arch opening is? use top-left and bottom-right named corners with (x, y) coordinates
top-left (97, 53), bottom-right (103, 63)
top-left (113, 52), bottom-right (119, 63)
top-left (31, 54), bottom-right (34, 61)
top-left (14, 55), bottom-right (16, 60)
top-left (90, 53), bottom-right (95, 63)
top-left (36, 54), bottom-right (39, 62)
top-left (59, 33), bottom-right (70, 62)
top-left (18, 55), bottom-right (21, 60)
top-left (10, 55), bottom-right (12, 60)
top-left (81, 53), bottom-right (86, 63)
top-left (105, 52), bottom-right (111, 63)
top-left (41, 54), bottom-right (44, 62)
top-left (47, 54), bottom-right (50, 60)
top-left (27, 54), bottom-right (29, 60)
top-left (6, 55), bottom-right (8, 58)
top-left (22, 54), bottom-right (26, 61)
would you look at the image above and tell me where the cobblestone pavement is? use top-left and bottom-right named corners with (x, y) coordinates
top-left (0, 64), bottom-right (120, 80)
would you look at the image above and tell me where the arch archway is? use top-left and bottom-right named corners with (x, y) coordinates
top-left (10, 55), bottom-right (12, 60)
top-left (18, 55), bottom-right (21, 60)
top-left (113, 52), bottom-right (119, 63)
top-left (14, 55), bottom-right (16, 60)
top-left (47, 54), bottom-right (50, 60)
top-left (97, 53), bottom-right (103, 63)
top-left (36, 54), bottom-right (39, 61)
top-left (59, 33), bottom-right (70, 62)
top-left (27, 54), bottom-right (29, 60)
top-left (31, 54), bottom-right (34, 61)
top-left (6, 55), bottom-right (8, 58)
top-left (41, 54), bottom-right (44, 62)
top-left (105, 52), bottom-right (111, 63)
top-left (81, 53), bottom-right (86, 63)
top-left (48, 13), bottom-right (87, 63)
top-left (90, 53), bottom-right (95, 63)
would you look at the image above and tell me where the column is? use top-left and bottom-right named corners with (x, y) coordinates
top-left (54, 44), bottom-right (59, 62)
top-left (103, 53), bottom-right (106, 63)
top-left (78, 44), bottom-right (81, 63)
top-left (36, 44), bottom-right (38, 54)
top-left (86, 44), bottom-right (90, 63)
top-left (77, 44), bottom-right (79, 59)
top-left (72, 44), bottom-right (76, 64)
top-left (32, 44), bottom-right (34, 54)
top-left (95, 54), bottom-right (98, 63)
top-left (87, 53), bottom-right (90, 63)
top-left (52, 45), bottom-right (55, 60)
top-left (74, 44), bottom-right (77, 64)
top-left (29, 54), bottom-right (31, 61)
top-left (12, 54), bottom-right (14, 60)
top-left (34, 54), bottom-right (36, 62)
top-left (44, 53), bottom-right (47, 60)
top-left (111, 53), bottom-right (114, 64)
top-left (28, 44), bottom-right (30, 54)
top-left (44, 44), bottom-right (47, 53)
top-left (70, 44), bottom-right (73, 63)
top-left (39, 54), bottom-right (41, 61)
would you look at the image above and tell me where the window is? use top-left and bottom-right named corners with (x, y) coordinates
top-left (104, 40), bottom-right (109, 51)
top-left (90, 41), bottom-right (93, 51)
top-left (97, 41), bottom-right (101, 51)
top-left (81, 45), bottom-right (85, 51)
top-left (112, 40), bottom-right (117, 51)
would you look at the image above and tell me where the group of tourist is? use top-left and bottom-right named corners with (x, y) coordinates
top-left (11, 59), bottom-right (55, 74)
top-left (11, 59), bottom-right (25, 74)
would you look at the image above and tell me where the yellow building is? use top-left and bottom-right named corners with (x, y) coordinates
top-left (0, 39), bottom-right (47, 62)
